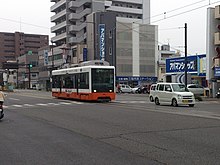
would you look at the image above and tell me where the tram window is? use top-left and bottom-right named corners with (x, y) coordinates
top-left (79, 72), bottom-right (89, 89)
top-left (63, 74), bottom-right (73, 88)
top-left (52, 75), bottom-right (61, 88)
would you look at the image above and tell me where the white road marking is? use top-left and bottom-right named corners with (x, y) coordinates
top-left (9, 98), bottom-right (20, 101)
top-left (12, 105), bottom-right (23, 107)
top-left (59, 102), bottom-right (72, 105)
top-left (36, 103), bottom-right (49, 106)
top-left (23, 104), bottom-right (35, 107)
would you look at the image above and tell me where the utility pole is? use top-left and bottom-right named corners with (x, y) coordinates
top-left (184, 23), bottom-right (188, 91)
top-left (28, 64), bottom-right (32, 89)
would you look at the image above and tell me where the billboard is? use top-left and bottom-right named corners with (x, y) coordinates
top-left (99, 24), bottom-right (105, 61)
top-left (166, 55), bottom-right (206, 76)
top-left (215, 67), bottom-right (220, 77)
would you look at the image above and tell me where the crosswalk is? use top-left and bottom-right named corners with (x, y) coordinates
top-left (3, 101), bottom-right (84, 109)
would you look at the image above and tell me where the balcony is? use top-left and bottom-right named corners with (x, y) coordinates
top-left (50, 0), bottom-right (66, 12)
top-left (69, 33), bottom-right (86, 44)
top-left (69, 23), bottom-right (86, 32)
top-left (51, 22), bottom-right (67, 33)
top-left (215, 32), bottom-right (220, 45)
top-left (51, 33), bottom-right (67, 42)
top-left (215, 5), bottom-right (220, 19)
top-left (68, 0), bottom-right (90, 9)
top-left (68, 8), bottom-right (91, 20)
top-left (51, 10), bottom-right (66, 22)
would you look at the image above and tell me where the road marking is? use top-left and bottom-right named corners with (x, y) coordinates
top-left (36, 103), bottom-right (49, 106)
top-left (23, 104), bottom-right (34, 107)
top-left (9, 98), bottom-right (20, 101)
top-left (12, 105), bottom-right (23, 108)
top-left (59, 102), bottom-right (72, 105)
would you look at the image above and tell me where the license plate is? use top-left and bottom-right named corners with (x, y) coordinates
top-left (182, 100), bottom-right (192, 103)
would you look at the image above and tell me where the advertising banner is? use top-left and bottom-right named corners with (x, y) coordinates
top-left (43, 50), bottom-right (48, 66)
top-left (215, 67), bottom-right (220, 77)
top-left (166, 56), bottom-right (198, 73)
top-left (99, 24), bottom-right (105, 61)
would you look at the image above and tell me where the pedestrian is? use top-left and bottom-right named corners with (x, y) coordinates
top-left (0, 90), bottom-right (6, 108)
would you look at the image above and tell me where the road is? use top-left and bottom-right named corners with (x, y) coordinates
top-left (1, 90), bottom-right (220, 165)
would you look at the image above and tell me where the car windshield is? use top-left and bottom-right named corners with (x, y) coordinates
top-left (172, 84), bottom-right (189, 92)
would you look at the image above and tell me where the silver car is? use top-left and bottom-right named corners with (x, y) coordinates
top-left (187, 84), bottom-right (204, 96)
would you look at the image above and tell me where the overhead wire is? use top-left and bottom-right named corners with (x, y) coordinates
top-left (117, 0), bottom-right (220, 55)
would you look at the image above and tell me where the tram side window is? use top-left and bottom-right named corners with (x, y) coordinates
top-left (63, 74), bottom-right (73, 88)
top-left (79, 72), bottom-right (89, 89)
top-left (52, 75), bottom-right (61, 88)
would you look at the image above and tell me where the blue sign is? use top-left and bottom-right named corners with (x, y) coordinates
top-left (116, 76), bottom-right (157, 82)
top-left (215, 67), bottom-right (220, 77)
top-left (166, 56), bottom-right (198, 73)
top-left (43, 50), bottom-right (48, 65)
top-left (83, 48), bottom-right (87, 61)
top-left (99, 24), bottom-right (105, 61)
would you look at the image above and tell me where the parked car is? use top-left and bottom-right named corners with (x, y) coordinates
top-left (187, 84), bottom-right (204, 96)
top-left (131, 85), bottom-right (140, 93)
top-left (136, 85), bottom-right (150, 94)
top-left (154, 83), bottom-right (195, 107)
top-left (149, 84), bottom-right (157, 102)
top-left (118, 84), bottom-right (133, 93)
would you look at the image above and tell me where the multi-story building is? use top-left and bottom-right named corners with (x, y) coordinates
top-left (207, 6), bottom-right (220, 97)
top-left (0, 32), bottom-right (48, 66)
top-left (157, 45), bottom-right (178, 82)
top-left (50, 0), bottom-right (150, 46)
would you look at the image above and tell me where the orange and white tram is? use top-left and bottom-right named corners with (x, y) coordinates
top-left (52, 65), bottom-right (115, 102)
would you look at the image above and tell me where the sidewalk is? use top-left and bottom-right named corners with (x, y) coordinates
top-left (201, 96), bottom-right (220, 102)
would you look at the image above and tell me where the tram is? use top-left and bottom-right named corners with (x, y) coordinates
top-left (51, 61), bottom-right (115, 102)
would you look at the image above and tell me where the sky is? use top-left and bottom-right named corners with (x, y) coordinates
top-left (0, 0), bottom-right (219, 55)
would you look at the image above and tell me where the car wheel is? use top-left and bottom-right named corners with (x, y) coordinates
top-left (189, 104), bottom-right (194, 107)
top-left (143, 90), bottom-right (147, 94)
top-left (155, 97), bottom-right (160, 105)
top-left (149, 96), bottom-right (154, 102)
top-left (172, 98), bottom-right (178, 107)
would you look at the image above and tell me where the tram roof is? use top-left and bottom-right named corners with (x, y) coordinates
top-left (52, 65), bottom-right (115, 75)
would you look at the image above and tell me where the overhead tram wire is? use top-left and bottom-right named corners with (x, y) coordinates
top-left (117, 0), bottom-right (220, 34)
top-left (128, 0), bottom-right (207, 25)
top-left (0, 17), bottom-right (50, 30)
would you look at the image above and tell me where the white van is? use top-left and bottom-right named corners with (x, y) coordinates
top-left (149, 84), bottom-right (157, 102)
top-left (154, 83), bottom-right (195, 107)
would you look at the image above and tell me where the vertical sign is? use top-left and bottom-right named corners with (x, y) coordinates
top-left (43, 50), bottom-right (48, 65)
top-left (83, 48), bottom-right (87, 61)
top-left (99, 24), bottom-right (105, 61)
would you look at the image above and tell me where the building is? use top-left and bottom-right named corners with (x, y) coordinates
top-left (17, 54), bottom-right (39, 89)
top-left (50, 0), bottom-right (150, 47)
top-left (0, 32), bottom-right (48, 66)
top-left (207, 6), bottom-right (220, 97)
top-left (157, 45), bottom-right (179, 82)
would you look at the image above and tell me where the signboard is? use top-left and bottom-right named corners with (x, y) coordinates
top-left (166, 55), bottom-right (199, 74)
top-left (83, 48), bottom-right (87, 61)
top-left (215, 67), bottom-right (220, 77)
top-left (116, 76), bottom-right (157, 82)
top-left (99, 24), bottom-right (105, 61)
top-left (43, 50), bottom-right (48, 65)
top-left (197, 55), bottom-right (206, 76)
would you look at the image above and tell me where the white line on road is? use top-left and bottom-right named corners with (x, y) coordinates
top-left (9, 98), bottom-right (20, 101)
top-left (12, 105), bottom-right (23, 108)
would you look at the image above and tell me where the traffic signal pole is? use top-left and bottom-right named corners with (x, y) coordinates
top-left (28, 64), bottom-right (31, 89)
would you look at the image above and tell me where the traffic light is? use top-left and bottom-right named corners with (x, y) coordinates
top-left (29, 64), bottom-right (32, 68)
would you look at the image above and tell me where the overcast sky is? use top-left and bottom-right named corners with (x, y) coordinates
top-left (0, 0), bottom-right (219, 55)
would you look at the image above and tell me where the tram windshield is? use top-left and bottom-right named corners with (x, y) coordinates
top-left (92, 68), bottom-right (114, 92)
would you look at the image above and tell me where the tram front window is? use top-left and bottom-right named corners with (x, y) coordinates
top-left (92, 68), bottom-right (114, 92)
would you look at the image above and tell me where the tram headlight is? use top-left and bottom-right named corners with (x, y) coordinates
top-left (109, 90), bottom-right (112, 92)
top-left (94, 90), bottom-right (97, 92)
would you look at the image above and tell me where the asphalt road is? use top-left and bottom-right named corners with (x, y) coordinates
top-left (1, 90), bottom-right (220, 165)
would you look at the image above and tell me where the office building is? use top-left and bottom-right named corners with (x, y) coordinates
top-left (50, 0), bottom-right (150, 46)
top-left (207, 6), bottom-right (220, 97)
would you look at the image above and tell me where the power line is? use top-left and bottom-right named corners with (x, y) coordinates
top-left (133, 0), bottom-right (207, 24)
top-left (118, 0), bottom-right (220, 34)
top-left (0, 17), bottom-right (50, 30)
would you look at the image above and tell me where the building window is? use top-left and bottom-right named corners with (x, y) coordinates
top-left (109, 30), bottom-right (112, 38)
top-left (109, 47), bottom-right (112, 55)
